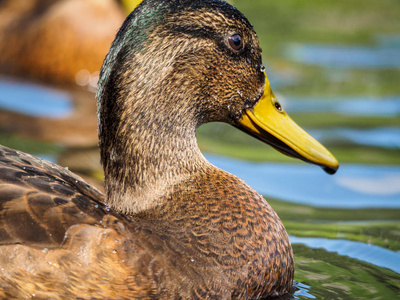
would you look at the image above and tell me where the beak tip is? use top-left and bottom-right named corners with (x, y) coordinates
top-left (323, 164), bottom-right (339, 175)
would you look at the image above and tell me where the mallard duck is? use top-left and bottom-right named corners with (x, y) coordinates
top-left (0, 0), bottom-right (338, 298)
top-left (0, 0), bottom-right (139, 85)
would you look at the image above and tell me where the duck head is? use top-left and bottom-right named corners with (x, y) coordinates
top-left (97, 0), bottom-right (338, 212)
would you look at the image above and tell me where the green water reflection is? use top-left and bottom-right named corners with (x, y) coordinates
top-left (281, 195), bottom-right (400, 299)
top-left (269, 198), bottom-right (400, 251)
top-left (294, 244), bottom-right (400, 299)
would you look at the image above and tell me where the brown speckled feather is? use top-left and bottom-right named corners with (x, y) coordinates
top-left (0, 146), bottom-right (105, 247)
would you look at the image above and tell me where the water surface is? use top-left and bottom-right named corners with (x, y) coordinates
top-left (284, 95), bottom-right (400, 117)
top-left (309, 127), bottom-right (400, 149)
top-left (0, 77), bottom-right (73, 118)
top-left (284, 36), bottom-right (400, 69)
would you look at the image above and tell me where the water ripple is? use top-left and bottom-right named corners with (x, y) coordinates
top-left (290, 236), bottom-right (400, 274)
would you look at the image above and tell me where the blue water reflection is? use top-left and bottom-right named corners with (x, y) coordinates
top-left (284, 35), bottom-right (400, 69)
top-left (293, 282), bottom-right (316, 300)
top-left (0, 77), bottom-right (73, 118)
top-left (284, 95), bottom-right (400, 117)
top-left (290, 236), bottom-right (400, 274)
top-left (206, 155), bottom-right (400, 209)
top-left (309, 127), bottom-right (400, 149)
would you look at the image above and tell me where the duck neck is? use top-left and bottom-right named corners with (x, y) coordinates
top-left (99, 89), bottom-right (208, 214)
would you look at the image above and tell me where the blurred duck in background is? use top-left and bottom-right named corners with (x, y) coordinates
top-left (0, 0), bottom-right (139, 178)
top-left (0, 0), bottom-right (141, 86)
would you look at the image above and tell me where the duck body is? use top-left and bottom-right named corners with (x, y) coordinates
top-left (0, 0), bottom-right (338, 298)
top-left (0, 145), bottom-right (292, 298)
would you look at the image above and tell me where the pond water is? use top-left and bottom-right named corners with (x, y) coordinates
top-left (0, 77), bottom-right (73, 118)
top-left (284, 35), bottom-right (400, 69)
top-left (308, 127), bottom-right (400, 149)
top-left (284, 95), bottom-right (400, 117)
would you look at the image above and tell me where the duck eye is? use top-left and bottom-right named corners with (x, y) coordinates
top-left (228, 34), bottom-right (243, 51)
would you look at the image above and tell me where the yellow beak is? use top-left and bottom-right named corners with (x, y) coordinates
top-left (237, 74), bottom-right (339, 174)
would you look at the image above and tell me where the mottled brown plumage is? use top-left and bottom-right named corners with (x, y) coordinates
top-left (0, 0), bottom-right (338, 298)
top-left (0, 145), bottom-right (293, 299)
